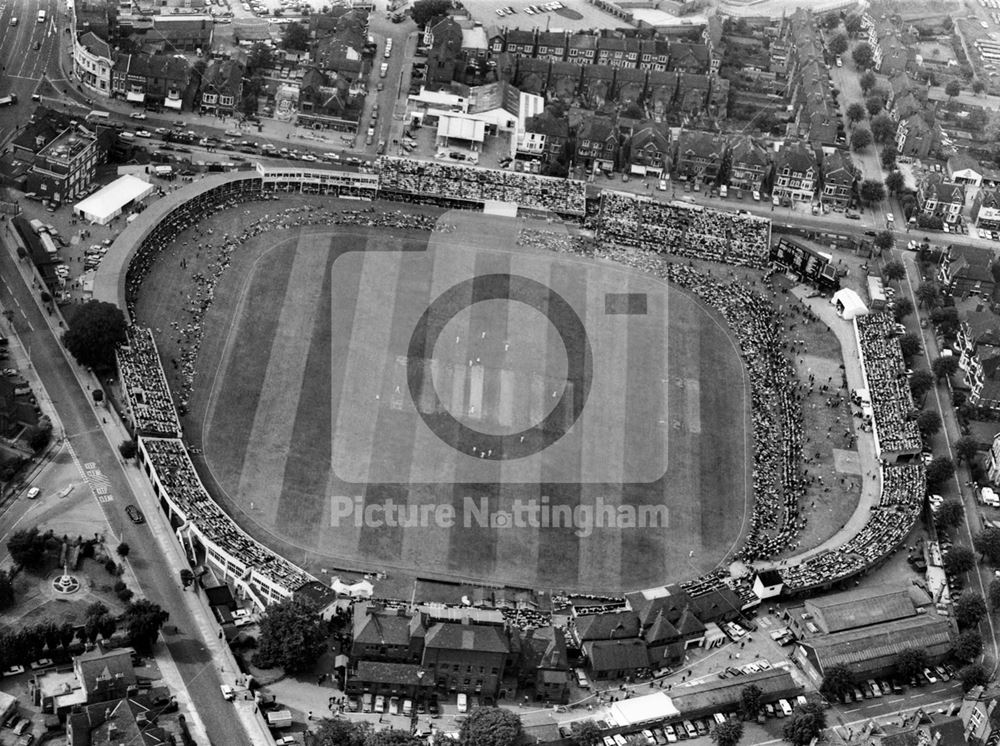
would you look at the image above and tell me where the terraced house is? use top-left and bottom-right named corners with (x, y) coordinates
top-left (772, 140), bottom-right (818, 204)
top-left (727, 134), bottom-right (770, 194)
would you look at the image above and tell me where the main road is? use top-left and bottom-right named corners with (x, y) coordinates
top-left (0, 232), bottom-right (250, 746)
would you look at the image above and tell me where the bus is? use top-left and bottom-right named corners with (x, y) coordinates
top-left (37, 9), bottom-right (46, 22)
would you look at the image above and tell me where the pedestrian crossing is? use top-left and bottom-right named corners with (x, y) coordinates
top-left (66, 441), bottom-right (115, 504)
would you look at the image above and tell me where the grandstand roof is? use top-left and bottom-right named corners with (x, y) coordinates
top-left (804, 585), bottom-right (915, 633)
top-left (801, 615), bottom-right (952, 675)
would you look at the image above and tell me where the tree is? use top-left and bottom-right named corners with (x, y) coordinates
top-left (829, 33), bottom-right (849, 56)
top-left (931, 306), bottom-right (961, 336)
top-left (852, 42), bottom-right (874, 69)
top-left (916, 281), bottom-right (942, 308)
top-left (782, 702), bottom-right (827, 746)
top-left (845, 13), bottom-right (863, 35)
top-left (0, 572), bottom-right (15, 610)
top-left (313, 717), bottom-right (371, 746)
top-left (281, 21), bottom-right (310, 50)
top-left (893, 296), bottom-right (914, 322)
top-left (946, 79), bottom-right (962, 100)
top-left (917, 409), bottom-right (942, 438)
top-left (851, 127), bottom-right (874, 151)
top-left (975, 527), bottom-right (1000, 564)
top-left (180, 568), bottom-right (195, 588)
top-left (122, 599), bottom-right (169, 653)
top-left (846, 102), bottom-right (867, 125)
top-left (956, 593), bottom-right (987, 630)
top-left (7, 528), bottom-right (50, 569)
top-left (938, 498), bottom-right (965, 530)
top-left (411, 0), bottom-right (451, 26)
top-left (953, 629), bottom-right (984, 660)
top-left (569, 722), bottom-right (603, 746)
top-left (932, 355), bottom-right (959, 381)
top-left (870, 113), bottom-right (895, 143)
top-left (910, 369), bottom-right (934, 400)
top-left (84, 601), bottom-right (116, 643)
top-left (956, 435), bottom-right (980, 464)
top-left (959, 663), bottom-right (990, 692)
top-left (246, 42), bottom-right (273, 74)
top-left (973, 79), bottom-right (986, 94)
top-left (118, 440), bottom-right (137, 460)
top-left (874, 230), bottom-right (895, 252)
top-left (945, 545), bottom-right (976, 575)
top-left (739, 683), bottom-right (763, 719)
top-left (881, 145), bottom-right (898, 170)
top-left (860, 70), bottom-right (877, 93)
top-left (926, 456), bottom-right (955, 488)
top-left (885, 171), bottom-right (905, 194)
top-left (459, 708), bottom-right (523, 746)
top-left (253, 599), bottom-right (326, 672)
top-left (712, 719), bottom-right (744, 746)
top-left (990, 579), bottom-right (1000, 611)
top-left (859, 179), bottom-right (885, 206)
top-left (898, 332), bottom-right (922, 358)
top-left (116, 542), bottom-right (130, 558)
top-left (820, 664), bottom-right (854, 701)
top-left (894, 648), bottom-right (928, 680)
top-left (865, 95), bottom-right (885, 117)
top-left (61, 300), bottom-right (127, 372)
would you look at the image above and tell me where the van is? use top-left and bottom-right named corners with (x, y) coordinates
top-left (9, 17), bottom-right (16, 25)
top-left (719, 184), bottom-right (728, 198)
top-left (575, 669), bottom-right (591, 689)
top-left (361, 693), bottom-right (373, 713)
top-left (778, 699), bottom-right (793, 717)
top-left (86, 110), bottom-right (111, 121)
top-left (0, 95), bottom-right (17, 107)
top-left (712, 713), bottom-right (727, 726)
top-left (457, 693), bottom-right (468, 713)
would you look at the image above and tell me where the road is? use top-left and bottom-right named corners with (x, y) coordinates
top-left (0, 234), bottom-right (249, 746)
top-left (0, 0), bottom-right (66, 144)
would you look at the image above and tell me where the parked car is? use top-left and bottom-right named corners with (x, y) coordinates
top-left (922, 668), bottom-right (938, 684)
top-left (126, 505), bottom-right (144, 524)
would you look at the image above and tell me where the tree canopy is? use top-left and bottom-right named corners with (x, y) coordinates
top-left (739, 683), bottom-right (763, 720)
top-left (7, 527), bottom-right (54, 569)
top-left (820, 664), bottom-right (854, 701)
top-left (898, 332), bottom-right (922, 359)
top-left (976, 526), bottom-right (1000, 564)
top-left (893, 296), bottom-right (914, 322)
top-left (956, 593), bottom-right (987, 630)
top-left (569, 721), bottom-right (603, 746)
top-left (828, 33), bottom-right (849, 56)
top-left (123, 599), bottom-right (169, 653)
top-left (945, 80), bottom-right (962, 98)
top-left (944, 545), bottom-right (976, 576)
top-left (61, 300), bottom-right (127, 371)
top-left (712, 719), bottom-right (744, 746)
top-left (870, 113), bottom-right (895, 143)
top-left (885, 171), bottom-right (905, 194)
top-left (894, 647), bottom-right (927, 679)
top-left (874, 230), bottom-right (895, 251)
top-left (959, 663), bottom-right (990, 692)
top-left (459, 707), bottom-right (523, 746)
top-left (846, 102), bottom-right (867, 124)
top-left (916, 281), bottom-right (943, 308)
top-left (782, 702), bottom-right (827, 746)
top-left (916, 409), bottom-right (942, 438)
top-left (852, 42), bottom-right (874, 68)
top-left (851, 127), bottom-right (874, 151)
top-left (956, 435), bottom-right (980, 463)
top-left (253, 599), bottom-right (327, 672)
top-left (937, 498), bottom-right (965, 530)
top-left (953, 628), bottom-right (984, 660)
top-left (859, 178), bottom-right (885, 205)
top-left (932, 355), bottom-right (960, 381)
top-left (312, 717), bottom-right (372, 746)
top-left (909, 369), bottom-right (934, 400)
top-left (411, 0), bottom-right (451, 26)
top-left (281, 21), bottom-right (310, 51)
top-left (883, 259), bottom-right (906, 282)
top-left (925, 456), bottom-right (955, 488)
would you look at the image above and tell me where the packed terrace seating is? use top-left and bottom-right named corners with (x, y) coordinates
top-left (377, 157), bottom-right (587, 216)
top-left (142, 437), bottom-right (311, 595)
top-left (116, 327), bottom-right (181, 438)
top-left (855, 313), bottom-right (922, 456)
top-left (779, 463), bottom-right (924, 591)
top-left (595, 191), bottom-right (771, 269)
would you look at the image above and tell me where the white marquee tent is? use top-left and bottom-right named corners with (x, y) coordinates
top-left (831, 288), bottom-right (869, 320)
top-left (608, 692), bottom-right (680, 728)
top-left (74, 175), bottom-right (154, 225)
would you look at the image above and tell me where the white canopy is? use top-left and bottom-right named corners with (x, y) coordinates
top-left (608, 692), bottom-right (680, 727)
top-left (831, 288), bottom-right (868, 320)
top-left (74, 175), bottom-right (154, 225)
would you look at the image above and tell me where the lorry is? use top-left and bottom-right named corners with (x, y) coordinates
top-left (0, 94), bottom-right (17, 107)
top-left (266, 709), bottom-right (293, 728)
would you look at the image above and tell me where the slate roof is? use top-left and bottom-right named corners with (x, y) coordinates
top-left (354, 661), bottom-right (430, 686)
top-left (802, 615), bottom-right (952, 670)
top-left (575, 611), bottom-right (641, 641)
top-left (353, 607), bottom-right (415, 646)
top-left (583, 638), bottom-right (650, 672)
top-left (75, 647), bottom-right (137, 697)
top-left (775, 140), bottom-right (816, 174)
top-left (804, 585), bottom-right (915, 633)
top-left (424, 623), bottom-right (509, 654)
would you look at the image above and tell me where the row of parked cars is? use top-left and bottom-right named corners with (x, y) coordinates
top-left (837, 666), bottom-right (953, 704)
top-left (355, 692), bottom-right (440, 717)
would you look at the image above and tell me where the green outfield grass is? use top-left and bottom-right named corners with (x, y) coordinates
top-left (134, 200), bottom-right (752, 593)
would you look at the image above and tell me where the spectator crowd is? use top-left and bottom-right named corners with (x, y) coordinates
top-left (377, 157), bottom-right (587, 217)
top-left (594, 192), bottom-right (771, 269)
top-left (116, 327), bottom-right (183, 438)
